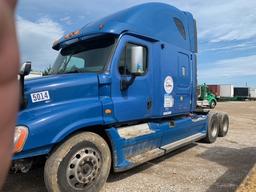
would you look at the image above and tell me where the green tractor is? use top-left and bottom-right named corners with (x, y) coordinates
top-left (197, 83), bottom-right (217, 109)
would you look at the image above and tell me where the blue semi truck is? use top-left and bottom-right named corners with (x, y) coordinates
top-left (13, 3), bottom-right (229, 192)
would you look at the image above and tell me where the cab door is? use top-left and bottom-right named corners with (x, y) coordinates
top-left (111, 35), bottom-right (153, 122)
top-left (176, 52), bottom-right (192, 113)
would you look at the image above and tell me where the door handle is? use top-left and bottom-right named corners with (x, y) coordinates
top-left (147, 99), bottom-right (152, 110)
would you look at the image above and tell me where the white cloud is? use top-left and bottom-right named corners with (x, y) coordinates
top-left (17, 16), bottom-right (64, 71)
top-left (60, 16), bottom-right (73, 25)
top-left (199, 55), bottom-right (256, 80)
top-left (201, 43), bottom-right (256, 52)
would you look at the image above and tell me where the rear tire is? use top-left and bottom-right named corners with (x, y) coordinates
top-left (44, 132), bottom-right (111, 192)
top-left (202, 112), bottom-right (219, 143)
top-left (217, 112), bottom-right (229, 137)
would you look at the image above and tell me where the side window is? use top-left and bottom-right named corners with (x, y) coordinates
top-left (118, 43), bottom-right (147, 75)
top-left (174, 17), bottom-right (186, 40)
top-left (65, 57), bottom-right (85, 71)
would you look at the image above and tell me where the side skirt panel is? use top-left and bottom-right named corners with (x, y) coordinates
top-left (125, 133), bottom-right (205, 172)
top-left (106, 115), bottom-right (207, 172)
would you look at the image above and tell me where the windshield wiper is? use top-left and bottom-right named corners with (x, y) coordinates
top-left (56, 55), bottom-right (74, 74)
top-left (64, 54), bottom-right (73, 66)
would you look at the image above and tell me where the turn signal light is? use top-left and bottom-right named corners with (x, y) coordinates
top-left (105, 109), bottom-right (112, 115)
top-left (13, 126), bottom-right (28, 153)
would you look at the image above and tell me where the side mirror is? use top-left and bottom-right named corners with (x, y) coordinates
top-left (20, 61), bottom-right (32, 77)
top-left (120, 45), bottom-right (145, 91)
top-left (130, 46), bottom-right (144, 75)
top-left (19, 61), bottom-right (31, 109)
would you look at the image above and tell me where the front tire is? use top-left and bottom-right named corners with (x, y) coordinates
top-left (44, 132), bottom-right (111, 192)
top-left (209, 100), bottom-right (216, 109)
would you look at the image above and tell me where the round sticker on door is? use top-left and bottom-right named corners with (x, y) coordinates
top-left (164, 76), bottom-right (174, 94)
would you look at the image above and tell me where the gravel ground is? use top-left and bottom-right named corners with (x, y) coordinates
top-left (3, 101), bottom-right (256, 192)
top-left (237, 164), bottom-right (256, 192)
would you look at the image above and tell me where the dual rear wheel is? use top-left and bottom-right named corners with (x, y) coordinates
top-left (217, 112), bottom-right (229, 137)
top-left (203, 112), bottom-right (229, 143)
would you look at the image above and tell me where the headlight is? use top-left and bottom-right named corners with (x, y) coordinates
top-left (14, 126), bottom-right (28, 153)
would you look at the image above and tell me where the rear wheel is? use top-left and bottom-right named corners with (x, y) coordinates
top-left (217, 112), bottom-right (229, 137)
top-left (202, 112), bottom-right (219, 143)
top-left (44, 132), bottom-right (111, 192)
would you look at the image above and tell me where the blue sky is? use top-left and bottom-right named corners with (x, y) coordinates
top-left (16, 0), bottom-right (256, 87)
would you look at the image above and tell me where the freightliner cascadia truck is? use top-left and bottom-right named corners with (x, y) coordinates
top-left (14, 3), bottom-right (229, 192)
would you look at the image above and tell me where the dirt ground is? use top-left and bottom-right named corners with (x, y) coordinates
top-left (3, 101), bottom-right (256, 192)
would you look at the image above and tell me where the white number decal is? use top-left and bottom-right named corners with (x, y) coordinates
top-left (31, 91), bottom-right (50, 103)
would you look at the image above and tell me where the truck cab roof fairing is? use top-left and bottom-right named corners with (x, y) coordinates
top-left (53, 3), bottom-right (195, 52)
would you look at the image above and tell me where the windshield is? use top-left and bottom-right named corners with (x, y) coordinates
top-left (50, 35), bottom-right (116, 74)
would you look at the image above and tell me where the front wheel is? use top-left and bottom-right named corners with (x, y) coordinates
top-left (44, 132), bottom-right (111, 192)
top-left (209, 100), bottom-right (216, 109)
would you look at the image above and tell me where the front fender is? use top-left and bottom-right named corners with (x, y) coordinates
top-left (14, 98), bottom-right (103, 159)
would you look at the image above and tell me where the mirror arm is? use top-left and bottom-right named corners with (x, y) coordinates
top-left (19, 74), bottom-right (27, 109)
top-left (20, 75), bottom-right (25, 99)
top-left (126, 74), bottom-right (136, 87)
top-left (120, 74), bottom-right (136, 91)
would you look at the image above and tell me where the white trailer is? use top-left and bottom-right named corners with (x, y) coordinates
top-left (220, 84), bottom-right (234, 98)
top-left (249, 88), bottom-right (256, 100)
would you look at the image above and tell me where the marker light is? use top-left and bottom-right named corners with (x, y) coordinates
top-left (105, 109), bottom-right (112, 115)
top-left (13, 126), bottom-right (28, 153)
top-left (64, 30), bottom-right (80, 39)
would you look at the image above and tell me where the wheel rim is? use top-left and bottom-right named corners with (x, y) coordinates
top-left (66, 147), bottom-right (101, 190)
top-left (222, 119), bottom-right (228, 132)
top-left (211, 122), bottom-right (218, 138)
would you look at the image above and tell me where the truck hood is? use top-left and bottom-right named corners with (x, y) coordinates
top-left (22, 73), bottom-right (99, 110)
